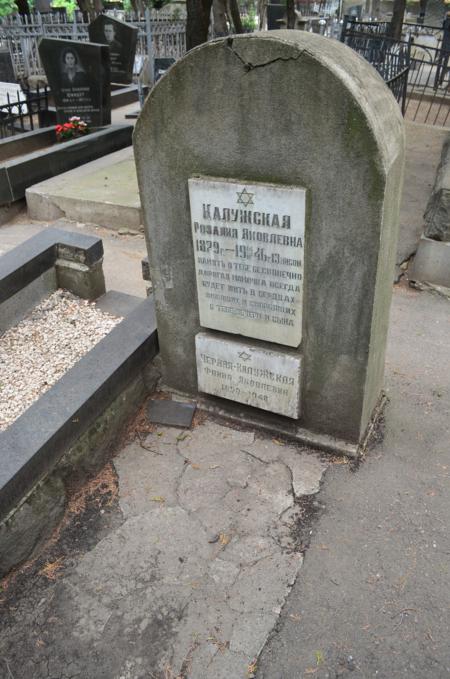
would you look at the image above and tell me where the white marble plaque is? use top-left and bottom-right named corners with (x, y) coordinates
top-left (196, 332), bottom-right (301, 419)
top-left (189, 177), bottom-right (306, 348)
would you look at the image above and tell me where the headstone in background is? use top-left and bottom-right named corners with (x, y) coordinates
top-left (154, 57), bottom-right (176, 82)
top-left (38, 38), bottom-right (111, 127)
top-left (0, 82), bottom-right (26, 112)
top-left (134, 31), bottom-right (405, 454)
top-left (267, 4), bottom-right (285, 29)
top-left (0, 49), bottom-right (16, 84)
top-left (35, 0), bottom-right (52, 12)
top-left (88, 15), bottom-right (138, 85)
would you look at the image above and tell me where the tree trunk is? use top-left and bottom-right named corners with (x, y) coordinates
top-left (389, 0), bottom-right (406, 40)
top-left (75, 0), bottom-right (96, 22)
top-left (286, 0), bottom-right (295, 28)
top-left (186, 0), bottom-right (214, 50)
top-left (213, 0), bottom-right (229, 36)
top-left (258, 0), bottom-right (267, 29)
top-left (227, 0), bottom-right (244, 33)
top-left (16, 0), bottom-right (30, 16)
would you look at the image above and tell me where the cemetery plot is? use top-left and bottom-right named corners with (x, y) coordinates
top-left (0, 290), bottom-right (121, 431)
top-left (0, 124), bottom-right (132, 205)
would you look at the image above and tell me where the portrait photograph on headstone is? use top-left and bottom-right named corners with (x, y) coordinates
top-left (38, 37), bottom-right (111, 126)
top-left (88, 15), bottom-right (138, 84)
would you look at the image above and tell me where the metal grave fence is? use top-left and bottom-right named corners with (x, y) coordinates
top-left (0, 10), bottom-right (186, 80)
top-left (0, 85), bottom-right (48, 138)
top-left (341, 18), bottom-right (450, 127)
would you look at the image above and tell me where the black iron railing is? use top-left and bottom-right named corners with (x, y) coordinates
top-left (341, 23), bottom-right (411, 115)
top-left (341, 17), bottom-right (450, 127)
top-left (0, 85), bottom-right (48, 138)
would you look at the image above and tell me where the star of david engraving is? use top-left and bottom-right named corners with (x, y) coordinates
top-left (236, 188), bottom-right (254, 207)
top-left (238, 351), bottom-right (251, 361)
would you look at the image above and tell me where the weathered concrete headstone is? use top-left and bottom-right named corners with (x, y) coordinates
top-left (0, 48), bottom-right (16, 83)
top-left (38, 38), bottom-right (111, 126)
top-left (134, 31), bottom-right (405, 455)
top-left (88, 15), bottom-right (138, 85)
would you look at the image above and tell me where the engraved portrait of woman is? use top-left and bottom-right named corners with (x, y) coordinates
top-left (60, 48), bottom-right (88, 88)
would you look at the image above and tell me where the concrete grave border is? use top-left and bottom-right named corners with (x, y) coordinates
top-left (0, 227), bottom-right (106, 330)
top-left (0, 124), bottom-right (133, 205)
top-left (0, 231), bottom-right (158, 576)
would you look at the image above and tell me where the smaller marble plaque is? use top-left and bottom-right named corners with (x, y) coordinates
top-left (196, 332), bottom-right (301, 419)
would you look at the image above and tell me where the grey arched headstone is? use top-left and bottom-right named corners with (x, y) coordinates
top-left (134, 31), bottom-right (404, 454)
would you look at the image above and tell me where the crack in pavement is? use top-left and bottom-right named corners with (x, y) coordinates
top-left (0, 419), bottom-right (328, 679)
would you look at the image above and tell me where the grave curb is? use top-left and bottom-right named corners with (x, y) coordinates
top-left (0, 296), bottom-right (158, 576)
top-left (0, 227), bottom-right (106, 330)
top-left (1, 124), bottom-right (133, 205)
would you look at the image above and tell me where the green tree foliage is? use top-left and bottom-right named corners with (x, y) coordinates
top-left (0, 0), bottom-right (18, 17)
top-left (51, 0), bottom-right (78, 17)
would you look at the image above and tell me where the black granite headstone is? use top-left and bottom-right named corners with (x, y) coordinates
top-left (38, 38), bottom-right (111, 127)
top-left (154, 57), bottom-right (175, 82)
top-left (267, 4), bottom-right (285, 29)
top-left (88, 15), bottom-right (138, 85)
top-left (0, 49), bottom-right (16, 83)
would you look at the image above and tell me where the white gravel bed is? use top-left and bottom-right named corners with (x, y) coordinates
top-left (0, 290), bottom-right (122, 431)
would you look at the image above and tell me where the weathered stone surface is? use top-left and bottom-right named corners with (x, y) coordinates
top-left (114, 420), bottom-right (329, 676)
top-left (196, 331), bottom-right (301, 418)
top-left (114, 438), bottom-right (186, 517)
top-left (424, 133), bottom-right (450, 241)
top-left (134, 31), bottom-right (405, 446)
top-left (0, 476), bottom-right (65, 576)
top-left (0, 419), bottom-right (328, 678)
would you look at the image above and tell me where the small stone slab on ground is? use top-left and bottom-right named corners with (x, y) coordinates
top-left (147, 399), bottom-right (196, 428)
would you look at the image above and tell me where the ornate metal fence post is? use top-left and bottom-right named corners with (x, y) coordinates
top-left (145, 7), bottom-right (155, 87)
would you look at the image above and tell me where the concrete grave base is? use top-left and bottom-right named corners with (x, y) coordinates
top-left (26, 147), bottom-right (142, 231)
top-left (409, 236), bottom-right (450, 289)
top-left (165, 389), bottom-right (388, 458)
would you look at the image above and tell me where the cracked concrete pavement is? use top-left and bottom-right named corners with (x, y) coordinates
top-left (0, 420), bottom-right (327, 679)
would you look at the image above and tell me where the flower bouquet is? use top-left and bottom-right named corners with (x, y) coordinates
top-left (56, 117), bottom-right (89, 143)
